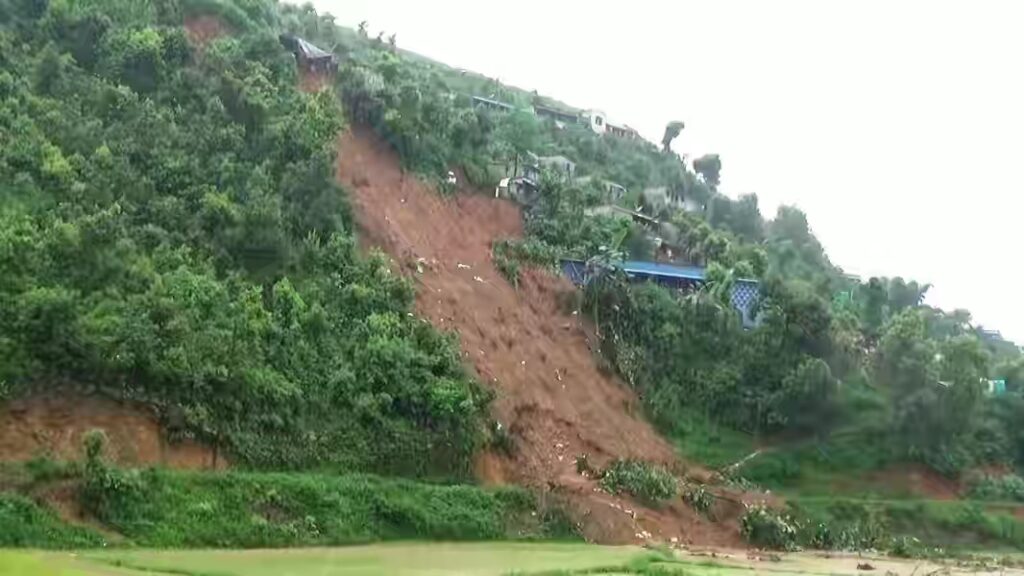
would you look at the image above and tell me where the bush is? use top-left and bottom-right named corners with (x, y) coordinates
top-left (492, 238), bottom-right (558, 286)
top-left (968, 474), bottom-right (1024, 502)
top-left (682, 483), bottom-right (713, 516)
top-left (0, 493), bottom-right (105, 549)
top-left (599, 459), bottom-right (677, 504)
top-left (81, 467), bottom-right (554, 548)
top-left (741, 504), bottom-right (799, 550)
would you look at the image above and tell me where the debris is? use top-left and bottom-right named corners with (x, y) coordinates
top-left (457, 263), bottom-right (471, 269)
top-left (555, 369), bottom-right (563, 381)
top-left (555, 442), bottom-right (564, 449)
top-left (670, 537), bottom-right (679, 544)
top-left (857, 563), bottom-right (875, 571)
top-left (473, 276), bottom-right (485, 283)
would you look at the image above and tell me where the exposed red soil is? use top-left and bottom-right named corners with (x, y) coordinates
top-left (184, 15), bottom-right (227, 50)
top-left (336, 126), bottom-right (747, 546)
top-left (0, 391), bottom-right (223, 470)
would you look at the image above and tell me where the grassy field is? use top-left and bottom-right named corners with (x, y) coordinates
top-left (4, 543), bottom-right (1022, 576)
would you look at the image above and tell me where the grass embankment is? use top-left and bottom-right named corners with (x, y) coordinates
top-left (0, 466), bottom-right (570, 549)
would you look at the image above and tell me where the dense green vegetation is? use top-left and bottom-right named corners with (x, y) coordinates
top-left (278, 3), bottom-right (1024, 485)
top-left (313, 10), bottom-right (1024, 483)
top-left (0, 0), bottom-right (486, 476)
top-left (80, 467), bottom-right (554, 548)
top-left (0, 493), bottom-right (105, 549)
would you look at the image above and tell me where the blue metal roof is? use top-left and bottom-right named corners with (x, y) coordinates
top-left (622, 260), bottom-right (707, 281)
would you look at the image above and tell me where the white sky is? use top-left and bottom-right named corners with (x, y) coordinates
top-left (311, 0), bottom-right (1024, 343)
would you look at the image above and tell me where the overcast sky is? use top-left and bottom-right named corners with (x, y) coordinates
top-left (311, 0), bottom-right (1024, 343)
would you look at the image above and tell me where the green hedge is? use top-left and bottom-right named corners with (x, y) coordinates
top-left (83, 468), bottom-right (557, 548)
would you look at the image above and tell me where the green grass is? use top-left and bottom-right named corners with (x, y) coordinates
top-left (791, 497), bottom-right (1024, 553)
top-left (65, 543), bottom-right (642, 576)
top-left (8, 544), bottom-right (995, 576)
top-left (83, 468), bottom-right (567, 548)
top-left (0, 493), bottom-right (106, 549)
top-left (667, 412), bottom-right (755, 469)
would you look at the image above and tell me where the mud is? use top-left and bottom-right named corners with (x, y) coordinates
top-left (335, 126), bottom-right (745, 546)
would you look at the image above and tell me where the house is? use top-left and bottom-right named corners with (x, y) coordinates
top-left (534, 104), bottom-right (580, 126)
top-left (642, 187), bottom-right (706, 215)
top-left (560, 259), bottom-right (761, 327)
top-left (606, 121), bottom-right (639, 140)
top-left (472, 96), bottom-right (515, 113)
top-left (641, 187), bottom-right (683, 213)
top-left (279, 34), bottom-right (337, 73)
top-left (584, 205), bottom-right (659, 227)
top-left (577, 176), bottom-right (627, 202)
top-left (537, 155), bottom-right (576, 180)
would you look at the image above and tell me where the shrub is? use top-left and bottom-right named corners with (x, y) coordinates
top-left (682, 483), bottom-right (713, 516)
top-left (0, 493), bottom-right (105, 548)
top-left (81, 467), bottom-right (552, 548)
top-left (968, 474), bottom-right (1024, 502)
top-left (600, 459), bottom-right (677, 504)
top-left (741, 504), bottom-right (799, 550)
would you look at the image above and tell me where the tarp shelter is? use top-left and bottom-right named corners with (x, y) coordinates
top-left (560, 259), bottom-right (761, 328)
top-left (279, 34), bottom-right (337, 73)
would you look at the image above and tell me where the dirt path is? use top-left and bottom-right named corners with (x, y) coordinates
top-left (335, 126), bottom-right (744, 546)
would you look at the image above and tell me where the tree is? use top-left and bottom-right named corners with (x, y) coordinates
top-left (693, 154), bottom-right (722, 189)
top-left (493, 109), bottom-right (540, 179)
top-left (357, 20), bottom-right (368, 37)
top-left (661, 120), bottom-right (685, 153)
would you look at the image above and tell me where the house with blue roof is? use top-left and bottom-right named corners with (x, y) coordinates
top-left (560, 259), bottom-right (760, 327)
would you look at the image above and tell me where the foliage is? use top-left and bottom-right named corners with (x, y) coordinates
top-left (0, 492), bottom-right (106, 549)
top-left (681, 483), bottom-right (713, 515)
top-left (492, 238), bottom-right (558, 286)
top-left (81, 466), bottom-right (555, 548)
top-left (0, 0), bottom-right (485, 477)
top-left (740, 504), bottom-right (799, 550)
top-left (599, 460), bottom-right (677, 504)
top-left (967, 474), bottom-right (1024, 502)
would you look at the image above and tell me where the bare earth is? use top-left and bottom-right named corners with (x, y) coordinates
top-left (335, 126), bottom-right (747, 546)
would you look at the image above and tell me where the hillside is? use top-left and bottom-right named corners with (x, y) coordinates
top-left (1, 0), bottom-right (1024, 557)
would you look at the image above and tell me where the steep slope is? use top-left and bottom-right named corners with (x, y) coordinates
top-left (336, 126), bottom-right (744, 546)
top-left (0, 391), bottom-right (220, 470)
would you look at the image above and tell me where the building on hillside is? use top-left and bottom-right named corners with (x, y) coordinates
top-left (606, 121), bottom-right (639, 140)
top-left (583, 109), bottom-right (608, 134)
top-left (472, 96), bottom-right (515, 112)
top-left (560, 259), bottom-right (761, 327)
top-left (584, 205), bottom-right (659, 227)
top-left (577, 176), bottom-right (627, 202)
top-left (534, 104), bottom-right (580, 127)
top-left (642, 186), bottom-right (706, 215)
top-left (279, 34), bottom-right (337, 73)
top-left (641, 187), bottom-right (683, 213)
top-left (537, 155), bottom-right (576, 180)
